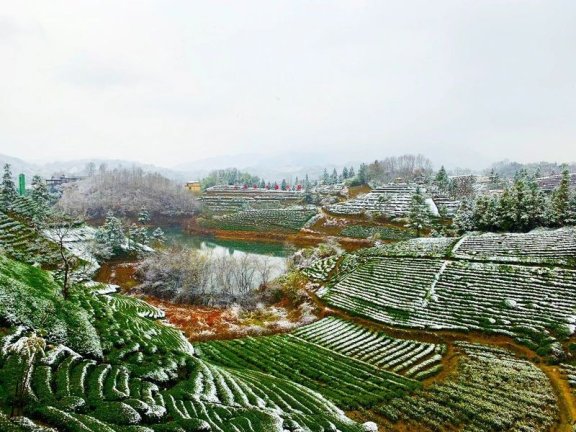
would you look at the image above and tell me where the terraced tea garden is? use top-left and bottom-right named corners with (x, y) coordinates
top-left (0, 255), bottom-right (367, 432)
top-left (197, 317), bottom-right (561, 431)
top-left (377, 342), bottom-right (558, 431)
top-left (314, 227), bottom-right (576, 356)
top-left (339, 225), bottom-right (415, 241)
top-left (1, 195), bottom-right (575, 430)
top-left (200, 187), bottom-right (304, 213)
top-left (452, 227), bottom-right (576, 265)
top-left (291, 317), bottom-right (445, 380)
top-left (199, 207), bottom-right (318, 233)
top-left (326, 184), bottom-right (418, 217)
top-left (197, 317), bottom-right (448, 408)
top-left (0, 211), bottom-right (63, 266)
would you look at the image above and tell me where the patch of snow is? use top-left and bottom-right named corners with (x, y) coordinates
top-left (362, 422), bottom-right (378, 432)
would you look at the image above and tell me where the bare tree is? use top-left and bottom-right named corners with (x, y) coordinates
top-left (256, 256), bottom-right (278, 288)
top-left (235, 255), bottom-right (259, 295)
top-left (43, 211), bottom-right (83, 299)
top-left (57, 167), bottom-right (197, 218)
top-left (213, 254), bottom-right (236, 296)
top-left (136, 247), bottom-right (280, 305)
top-left (449, 175), bottom-right (477, 199)
top-left (366, 154), bottom-right (433, 184)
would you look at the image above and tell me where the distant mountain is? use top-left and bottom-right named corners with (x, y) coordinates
top-left (175, 152), bottom-right (362, 182)
top-left (1, 152), bottom-right (359, 184)
top-left (0, 154), bottom-right (36, 179)
top-left (0, 154), bottom-right (187, 183)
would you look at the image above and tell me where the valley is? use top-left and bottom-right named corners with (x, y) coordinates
top-left (0, 160), bottom-right (575, 432)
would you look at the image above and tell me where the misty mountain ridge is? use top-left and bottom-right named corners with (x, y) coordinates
top-left (0, 152), bottom-right (362, 183)
top-left (2, 152), bottom-right (575, 184)
top-left (0, 154), bottom-right (186, 183)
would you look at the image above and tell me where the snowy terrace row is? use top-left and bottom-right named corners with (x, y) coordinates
top-left (325, 184), bottom-right (446, 218)
top-left (322, 257), bottom-right (576, 343)
top-left (292, 317), bottom-right (445, 379)
top-left (452, 227), bottom-right (576, 265)
top-left (357, 227), bottom-right (576, 266)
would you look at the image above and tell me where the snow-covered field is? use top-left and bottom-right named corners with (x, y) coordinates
top-left (315, 228), bottom-right (576, 355)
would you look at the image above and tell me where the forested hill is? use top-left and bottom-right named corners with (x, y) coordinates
top-left (57, 168), bottom-right (197, 219)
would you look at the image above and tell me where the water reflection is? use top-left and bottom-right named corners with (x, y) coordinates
top-left (163, 227), bottom-right (291, 283)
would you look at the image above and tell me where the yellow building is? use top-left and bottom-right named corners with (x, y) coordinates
top-left (185, 181), bottom-right (202, 194)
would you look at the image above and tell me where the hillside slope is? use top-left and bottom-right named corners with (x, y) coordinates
top-left (312, 228), bottom-right (576, 358)
top-left (0, 255), bottom-right (366, 432)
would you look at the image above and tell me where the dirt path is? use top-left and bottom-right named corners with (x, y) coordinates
top-left (542, 364), bottom-right (576, 431)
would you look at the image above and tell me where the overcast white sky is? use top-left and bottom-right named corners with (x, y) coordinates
top-left (0, 0), bottom-right (574, 168)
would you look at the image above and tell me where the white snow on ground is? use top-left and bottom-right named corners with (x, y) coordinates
top-left (44, 226), bottom-right (100, 277)
top-left (425, 197), bottom-right (439, 217)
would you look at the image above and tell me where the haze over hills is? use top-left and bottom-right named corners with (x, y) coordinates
top-left (0, 153), bottom-right (185, 182)
top-left (0, 152), bottom-right (363, 183)
top-left (2, 151), bottom-right (576, 185)
top-left (173, 152), bottom-right (364, 182)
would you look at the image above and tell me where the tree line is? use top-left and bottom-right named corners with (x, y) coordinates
top-left (57, 167), bottom-right (197, 219)
top-left (454, 169), bottom-right (576, 233)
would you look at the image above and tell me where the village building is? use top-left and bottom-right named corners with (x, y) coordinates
top-left (185, 180), bottom-right (202, 194)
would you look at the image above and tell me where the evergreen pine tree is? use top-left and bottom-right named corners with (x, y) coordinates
top-left (473, 195), bottom-right (490, 231)
top-left (30, 175), bottom-right (50, 220)
top-left (485, 197), bottom-right (500, 231)
top-left (550, 168), bottom-right (572, 226)
top-left (138, 208), bottom-right (151, 224)
top-left (496, 188), bottom-right (515, 231)
top-left (304, 174), bottom-right (313, 204)
top-left (567, 194), bottom-right (576, 226)
top-left (488, 169), bottom-right (502, 189)
top-left (453, 199), bottom-right (475, 233)
top-left (97, 211), bottom-right (124, 254)
top-left (434, 166), bottom-right (450, 192)
top-left (510, 172), bottom-right (531, 231)
top-left (357, 163), bottom-right (368, 185)
top-left (281, 179), bottom-right (287, 190)
top-left (342, 167), bottom-right (349, 179)
top-left (128, 223), bottom-right (139, 251)
top-left (406, 188), bottom-right (433, 236)
top-left (1, 164), bottom-right (17, 210)
top-left (31, 175), bottom-right (49, 206)
top-left (137, 226), bottom-right (150, 246)
top-left (526, 176), bottom-right (546, 230)
top-left (331, 168), bottom-right (338, 184)
top-left (322, 169), bottom-right (330, 185)
top-left (349, 167), bottom-right (355, 178)
top-left (151, 227), bottom-right (166, 245)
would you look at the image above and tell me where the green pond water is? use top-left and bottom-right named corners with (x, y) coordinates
top-left (163, 227), bottom-right (293, 258)
top-left (162, 228), bottom-right (293, 284)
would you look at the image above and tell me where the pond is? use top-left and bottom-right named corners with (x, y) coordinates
top-left (163, 227), bottom-right (293, 258)
top-left (162, 227), bottom-right (293, 282)
top-left (96, 228), bottom-right (296, 293)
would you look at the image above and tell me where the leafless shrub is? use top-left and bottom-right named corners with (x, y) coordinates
top-left (135, 246), bottom-right (281, 307)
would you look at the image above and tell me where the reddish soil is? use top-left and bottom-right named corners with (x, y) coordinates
top-left (142, 297), bottom-right (240, 341)
top-left (142, 297), bottom-right (309, 342)
top-left (94, 260), bottom-right (139, 291)
top-left (347, 184), bottom-right (372, 199)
